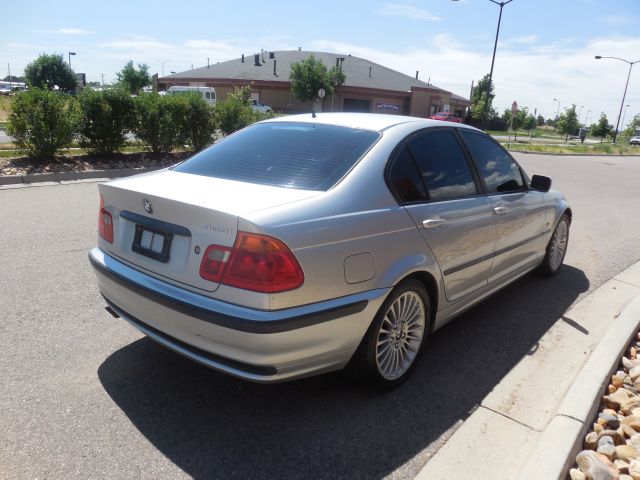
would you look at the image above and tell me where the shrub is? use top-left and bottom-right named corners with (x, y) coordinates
top-left (78, 87), bottom-right (134, 155)
top-left (133, 93), bottom-right (187, 153)
top-left (179, 92), bottom-right (217, 152)
top-left (7, 88), bottom-right (79, 161)
top-left (215, 86), bottom-right (256, 136)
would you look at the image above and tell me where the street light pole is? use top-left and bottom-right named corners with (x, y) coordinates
top-left (68, 51), bottom-right (76, 70)
top-left (553, 98), bottom-right (561, 131)
top-left (577, 105), bottom-right (584, 123)
top-left (480, 0), bottom-right (514, 130)
top-left (585, 110), bottom-right (591, 127)
top-left (452, 0), bottom-right (514, 130)
top-left (595, 55), bottom-right (639, 143)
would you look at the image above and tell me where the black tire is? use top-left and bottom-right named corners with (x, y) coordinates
top-left (537, 213), bottom-right (570, 277)
top-left (347, 279), bottom-right (431, 389)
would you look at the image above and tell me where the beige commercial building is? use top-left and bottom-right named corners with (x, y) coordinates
top-left (158, 50), bottom-right (471, 118)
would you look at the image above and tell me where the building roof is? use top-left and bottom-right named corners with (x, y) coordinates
top-left (163, 50), bottom-right (457, 97)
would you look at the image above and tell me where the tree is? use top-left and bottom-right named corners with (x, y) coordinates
top-left (470, 74), bottom-right (496, 123)
top-left (621, 113), bottom-right (640, 141)
top-left (77, 87), bottom-right (135, 155)
top-left (24, 53), bottom-right (77, 93)
top-left (502, 107), bottom-right (528, 140)
top-left (556, 105), bottom-right (579, 142)
top-left (537, 115), bottom-right (545, 127)
top-left (3, 75), bottom-right (25, 83)
top-left (7, 88), bottom-right (79, 160)
top-left (116, 61), bottom-right (151, 95)
top-left (289, 55), bottom-right (339, 106)
top-left (215, 86), bottom-right (256, 136)
top-left (590, 113), bottom-right (613, 143)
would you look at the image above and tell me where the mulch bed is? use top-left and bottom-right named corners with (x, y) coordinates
top-left (0, 152), bottom-right (191, 176)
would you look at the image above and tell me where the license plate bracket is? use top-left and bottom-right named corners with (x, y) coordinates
top-left (132, 224), bottom-right (173, 263)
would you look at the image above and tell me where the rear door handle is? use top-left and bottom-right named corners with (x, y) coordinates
top-left (422, 218), bottom-right (448, 229)
top-left (493, 206), bottom-right (508, 215)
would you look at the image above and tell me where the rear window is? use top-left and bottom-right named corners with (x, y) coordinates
top-left (173, 122), bottom-right (380, 190)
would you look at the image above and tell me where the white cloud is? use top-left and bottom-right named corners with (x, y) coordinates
top-left (310, 36), bottom-right (640, 126)
top-left (39, 28), bottom-right (94, 35)
top-left (509, 35), bottom-right (539, 45)
top-left (375, 3), bottom-right (442, 21)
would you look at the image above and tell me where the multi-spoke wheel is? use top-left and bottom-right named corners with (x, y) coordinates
top-left (348, 279), bottom-right (431, 388)
top-left (538, 213), bottom-right (570, 276)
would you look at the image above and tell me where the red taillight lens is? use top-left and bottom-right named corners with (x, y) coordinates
top-left (199, 232), bottom-right (304, 293)
top-left (98, 194), bottom-right (114, 243)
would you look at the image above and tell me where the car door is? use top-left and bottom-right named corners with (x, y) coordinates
top-left (387, 128), bottom-right (497, 302)
top-left (458, 130), bottom-right (548, 283)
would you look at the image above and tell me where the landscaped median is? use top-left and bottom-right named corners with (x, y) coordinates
top-left (502, 142), bottom-right (640, 156)
top-left (0, 151), bottom-right (188, 186)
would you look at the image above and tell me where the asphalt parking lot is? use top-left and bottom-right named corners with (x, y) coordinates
top-left (2, 153), bottom-right (640, 479)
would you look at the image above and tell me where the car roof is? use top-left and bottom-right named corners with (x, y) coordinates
top-left (263, 112), bottom-right (467, 132)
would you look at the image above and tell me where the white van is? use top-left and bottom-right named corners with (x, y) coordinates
top-left (166, 86), bottom-right (216, 104)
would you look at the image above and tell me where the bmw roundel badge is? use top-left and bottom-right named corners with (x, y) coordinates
top-left (143, 198), bottom-right (153, 215)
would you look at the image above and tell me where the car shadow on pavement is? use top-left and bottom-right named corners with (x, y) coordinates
top-left (98, 265), bottom-right (589, 479)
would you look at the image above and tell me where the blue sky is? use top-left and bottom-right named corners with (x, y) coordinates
top-left (3, 0), bottom-right (640, 126)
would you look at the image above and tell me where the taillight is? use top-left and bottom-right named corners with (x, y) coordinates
top-left (98, 194), bottom-right (114, 243)
top-left (199, 232), bottom-right (304, 293)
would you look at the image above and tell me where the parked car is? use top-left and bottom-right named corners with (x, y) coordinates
top-left (90, 113), bottom-right (571, 388)
top-left (429, 111), bottom-right (462, 123)
top-left (630, 136), bottom-right (640, 146)
top-left (250, 99), bottom-right (272, 113)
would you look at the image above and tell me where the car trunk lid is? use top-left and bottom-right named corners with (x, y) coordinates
top-left (99, 169), bottom-right (320, 292)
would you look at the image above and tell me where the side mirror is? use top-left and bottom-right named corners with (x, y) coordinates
top-left (531, 175), bottom-right (552, 192)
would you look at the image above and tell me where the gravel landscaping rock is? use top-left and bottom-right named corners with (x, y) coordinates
top-left (570, 334), bottom-right (640, 479)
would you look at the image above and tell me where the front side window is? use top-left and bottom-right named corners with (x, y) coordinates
top-left (174, 122), bottom-right (380, 191)
top-left (460, 131), bottom-right (524, 194)
top-left (407, 130), bottom-right (478, 201)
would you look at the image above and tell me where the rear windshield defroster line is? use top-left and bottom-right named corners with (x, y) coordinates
top-left (173, 122), bottom-right (381, 191)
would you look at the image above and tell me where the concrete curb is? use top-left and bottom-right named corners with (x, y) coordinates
top-left (518, 294), bottom-right (640, 479)
top-left (415, 261), bottom-right (640, 480)
top-left (0, 166), bottom-right (164, 186)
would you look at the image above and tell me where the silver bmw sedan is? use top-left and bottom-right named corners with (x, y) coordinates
top-left (90, 113), bottom-right (571, 388)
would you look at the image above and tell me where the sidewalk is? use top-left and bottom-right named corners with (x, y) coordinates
top-left (416, 261), bottom-right (640, 480)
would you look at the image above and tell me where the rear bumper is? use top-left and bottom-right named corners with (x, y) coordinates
top-left (89, 247), bottom-right (389, 382)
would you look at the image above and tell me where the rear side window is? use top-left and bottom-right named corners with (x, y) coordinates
top-left (387, 147), bottom-right (427, 203)
top-left (174, 122), bottom-right (380, 190)
top-left (460, 130), bottom-right (524, 194)
top-left (408, 130), bottom-right (478, 201)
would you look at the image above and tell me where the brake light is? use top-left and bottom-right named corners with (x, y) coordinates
top-left (199, 232), bottom-right (304, 293)
top-left (98, 194), bottom-right (114, 243)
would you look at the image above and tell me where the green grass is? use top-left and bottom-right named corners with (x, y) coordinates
top-left (502, 142), bottom-right (640, 155)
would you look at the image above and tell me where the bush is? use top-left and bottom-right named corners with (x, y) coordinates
top-left (179, 92), bottom-right (217, 152)
top-left (215, 86), bottom-right (256, 136)
top-left (7, 88), bottom-right (79, 161)
top-left (133, 93), bottom-right (187, 153)
top-left (78, 87), bottom-right (134, 155)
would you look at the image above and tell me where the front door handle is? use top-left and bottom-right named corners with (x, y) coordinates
top-left (493, 206), bottom-right (508, 215)
top-left (422, 218), bottom-right (448, 229)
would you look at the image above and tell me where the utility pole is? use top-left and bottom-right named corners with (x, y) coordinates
top-left (7, 63), bottom-right (11, 88)
top-left (101, 73), bottom-right (104, 86)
